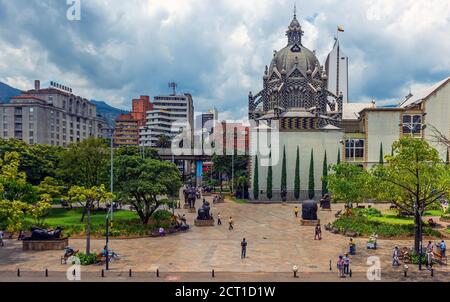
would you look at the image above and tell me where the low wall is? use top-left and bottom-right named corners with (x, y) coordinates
top-left (23, 238), bottom-right (69, 251)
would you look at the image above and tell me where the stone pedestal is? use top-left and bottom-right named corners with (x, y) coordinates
top-left (194, 219), bottom-right (215, 227)
top-left (188, 207), bottom-right (196, 213)
top-left (183, 204), bottom-right (189, 209)
top-left (23, 238), bottom-right (68, 251)
top-left (300, 219), bottom-right (320, 226)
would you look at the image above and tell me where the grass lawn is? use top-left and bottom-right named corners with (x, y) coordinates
top-left (229, 197), bottom-right (248, 204)
top-left (368, 215), bottom-right (414, 225)
top-left (26, 208), bottom-right (139, 227)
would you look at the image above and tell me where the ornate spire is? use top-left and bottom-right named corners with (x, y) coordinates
top-left (286, 7), bottom-right (304, 45)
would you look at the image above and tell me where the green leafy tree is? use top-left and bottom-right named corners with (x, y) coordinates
top-left (266, 152), bottom-right (273, 200)
top-left (281, 146), bottom-right (287, 193)
top-left (37, 177), bottom-right (64, 200)
top-left (235, 175), bottom-right (248, 199)
top-left (253, 156), bottom-right (259, 200)
top-left (308, 149), bottom-right (315, 199)
top-left (446, 148), bottom-right (449, 165)
top-left (379, 142), bottom-right (384, 165)
top-left (29, 194), bottom-right (52, 225)
top-left (322, 150), bottom-right (328, 196)
top-left (372, 136), bottom-right (450, 254)
top-left (0, 152), bottom-right (30, 232)
top-left (67, 185), bottom-right (114, 254)
top-left (114, 155), bottom-right (182, 224)
top-left (155, 135), bottom-right (172, 149)
top-left (58, 137), bottom-right (109, 188)
top-left (0, 138), bottom-right (62, 185)
top-left (327, 163), bottom-right (373, 206)
top-left (294, 147), bottom-right (300, 200)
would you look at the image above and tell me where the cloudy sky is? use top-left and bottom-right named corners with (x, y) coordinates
top-left (0, 0), bottom-right (449, 120)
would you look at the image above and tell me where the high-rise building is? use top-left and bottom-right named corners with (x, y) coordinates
top-left (325, 38), bottom-right (349, 103)
top-left (140, 93), bottom-right (194, 147)
top-left (0, 80), bottom-right (109, 146)
top-left (131, 95), bottom-right (153, 127)
top-left (113, 113), bottom-right (139, 146)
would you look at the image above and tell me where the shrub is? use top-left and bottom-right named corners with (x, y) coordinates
top-left (75, 253), bottom-right (98, 266)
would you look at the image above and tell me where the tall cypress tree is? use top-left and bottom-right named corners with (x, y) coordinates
top-left (281, 146), bottom-right (287, 192)
top-left (379, 142), bottom-right (384, 165)
top-left (337, 148), bottom-right (341, 164)
top-left (308, 149), bottom-right (315, 199)
top-left (253, 155), bottom-right (259, 200)
top-left (446, 149), bottom-right (449, 165)
top-left (294, 146), bottom-right (300, 200)
top-left (322, 150), bottom-right (328, 196)
top-left (266, 152), bottom-right (272, 200)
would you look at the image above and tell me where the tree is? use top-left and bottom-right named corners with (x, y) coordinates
top-left (210, 154), bottom-right (249, 192)
top-left (37, 177), bottom-right (64, 200)
top-left (337, 148), bottom-right (341, 164)
top-left (155, 135), bottom-right (172, 149)
top-left (0, 152), bottom-right (30, 233)
top-left (446, 148), bottom-right (449, 165)
top-left (235, 176), bottom-right (248, 199)
top-left (29, 194), bottom-right (52, 225)
top-left (58, 137), bottom-right (109, 188)
top-left (0, 151), bottom-right (38, 204)
top-left (67, 185), bottom-right (114, 254)
top-left (114, 155), bottom-right (182, 225)
top-left (0, 138), bottom-right (62, 185)
top-left (379, 142), bottom-right (384, 165)
top-left (294, 147), bottom-right (300, 200)
top-left (308, 149), bottom-right (315, 199)
top-left (281, 146), bottom-right (287, 193)
top-left (266, 152), bottom-right (273, 200)
top-left (322, 150), bottom-right (328, 196)
top-left (253, 156), bottom-right (259, 200)
top-left (373, 137), bottom-right (450, 254)
top-left (327, 163), bottom-right (373, 207)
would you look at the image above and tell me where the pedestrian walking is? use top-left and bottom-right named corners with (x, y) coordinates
top-left (241, 238), bottom-right (247, 259)
top-left (294, 206), bottom-right (299, 218)
top-left (229, 216), bottom-right (234, 230)
top-left (314, 223), bottom-right (322, 240)
top-left (0, 230), bottom-right (4, 247)
top-left (337, 255), bottom-right (345, 278)
top-left (426, 250), bottom-right (434, 270)
top-left (343, 253), bottom-right (350, 275)
top-left (439, 240), bottom-right (446, 257)
top-left (392, 246), bottom-right (400, 266)
top-left (217, 212), bottom-right (222, 225)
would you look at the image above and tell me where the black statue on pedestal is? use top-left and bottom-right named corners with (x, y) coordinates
top-left (302, 201), bottom-right (318, 221)
top-left (26, 226), bottom-right (63, 241)
top-left (197, 200), bottom-right (212, 220)
top-left (320, 194), bottom-right (331, 210)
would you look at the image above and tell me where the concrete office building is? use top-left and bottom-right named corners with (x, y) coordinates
top-left (0, 80), bottom-right (109, 146)
top-left (140, 93), bottom-right (194, 147)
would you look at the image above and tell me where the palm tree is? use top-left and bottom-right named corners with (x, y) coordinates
top-left (156, 135), bottom-right (172, 149)
top-left (235, 176), bottom-right (248, 199)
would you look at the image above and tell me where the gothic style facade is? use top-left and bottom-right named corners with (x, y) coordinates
top-left (248, 13), bottom-right (343, 130)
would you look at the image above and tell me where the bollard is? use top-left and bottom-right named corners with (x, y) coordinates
top-left (349, 269), bottom-right (352, 278)
top-left (431, 269), bottom-right (434, 277)
top-left (212, 269), bottom-right (215, 278)
top-left (72, 269), bottom-right (76, 276)
top-left (129, 269), bottom-right (132, 277)
top-left (404, 271), bottom-right (407, 278)
top-left (156, 269), bottom-right (159, 278)
top-left (45, 269), bottom-right (48, 277)
top-left (101, 269), bottom-right (105, 278)
top-left (17, 269), bottom-right (20, 277)
top-left (329, 260), bottom-right (332, 271)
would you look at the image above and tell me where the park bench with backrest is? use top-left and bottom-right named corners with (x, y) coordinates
top-left (61, 248), bottom-right (79, 264)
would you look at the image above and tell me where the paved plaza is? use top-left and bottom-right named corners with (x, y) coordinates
top-left (0, 198), bottom-right (448, 282)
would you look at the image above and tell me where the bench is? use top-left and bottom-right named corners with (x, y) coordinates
top-left (61, 250), bottom-right (79, 264)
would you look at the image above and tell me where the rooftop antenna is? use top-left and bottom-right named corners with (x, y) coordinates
top-left (168, 82), bottom-right (177, 95)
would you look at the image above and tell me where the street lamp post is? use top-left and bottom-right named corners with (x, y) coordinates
top-left (110, 129), bottom-right (114, 220)
top-left (414, 203), bottom-right (423, 271)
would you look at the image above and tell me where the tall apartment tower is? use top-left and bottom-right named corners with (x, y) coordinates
top-left (131, 95), bottom-right (153, 127)
top-left (325, 38), bottom-right (349, 103)
top-left (140, 93), bottom-right (194, 147)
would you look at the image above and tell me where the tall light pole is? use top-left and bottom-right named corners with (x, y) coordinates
top-left (110, 128), bottom-right (114, 221)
